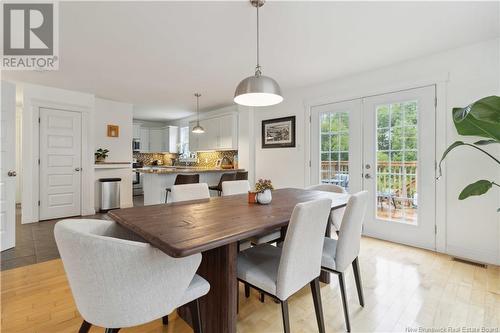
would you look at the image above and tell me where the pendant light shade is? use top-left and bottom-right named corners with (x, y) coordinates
top-left (192, 93), bottom-right (205, 134)
top-left (234, 0), bottom-right (283, 107)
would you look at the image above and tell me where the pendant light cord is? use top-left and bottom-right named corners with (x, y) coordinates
top-left (195, 93), bottom-right (201, 125)
top-left (255, 2), bottom-right (262, 77)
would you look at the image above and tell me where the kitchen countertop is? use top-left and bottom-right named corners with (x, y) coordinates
top-left (134, 166), bottom-right (245, 174)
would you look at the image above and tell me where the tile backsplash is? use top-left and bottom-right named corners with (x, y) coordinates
top-left (133, 150), bottom-right (238, 168)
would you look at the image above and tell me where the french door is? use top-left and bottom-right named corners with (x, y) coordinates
top-left (311, 86), bottom-right (436, 249)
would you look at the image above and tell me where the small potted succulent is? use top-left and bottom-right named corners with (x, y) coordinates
top-left (255, 178), bottom-right (274, 204)
top-left (95, 148), bottom-right (109, 163)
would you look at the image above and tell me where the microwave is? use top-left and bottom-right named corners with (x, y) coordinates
top-left (132, 139), bottom-right (141, 151)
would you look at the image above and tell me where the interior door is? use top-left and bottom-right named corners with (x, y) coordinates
top-left (362, 86), bottom-right (436, 249)
top-left (1, 82), bottom-right (16, 251)
top-left (39, 108), bottom-right (82, 220)
top-left (310, 99), bottom-right (363, 194)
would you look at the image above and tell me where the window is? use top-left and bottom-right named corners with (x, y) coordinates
top-left (179, 126), bottom-right (189, 156)
top-left (320, 111), bottom-right (349, 190)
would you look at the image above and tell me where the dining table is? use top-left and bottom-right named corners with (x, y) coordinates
top-left (108, 187), bottom-right (349, 333)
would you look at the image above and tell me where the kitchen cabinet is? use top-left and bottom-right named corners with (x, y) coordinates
top-left (149, 128), bottom-right (163, 152)
top-left (163, 126), bottom-right (178, 153)
top-left (189, 113), bottom-right (238, 152)
top-left (132, 123), bottom-right (141, 139)
top-left (139, 127), bottom-right (149, 152)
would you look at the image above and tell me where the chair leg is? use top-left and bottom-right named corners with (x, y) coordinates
top-left (280, 300), bottom-right (290, 333)
top-left (338, 272), bottom-right (351, 332)
top-left (244, 283), bottom-right (250, 297)
top-left (188, 299), bottom-right (203, 333)
top-left (352, 257), bottom-right (365, 307)
top-left (310, 277), bottom-right (326, 333)
top-left (78, 320), bottom-right (91, 333)
top-left (104, 329), bottom-right (120, 333)
top-left (162, 315), bottom-right (168, 325)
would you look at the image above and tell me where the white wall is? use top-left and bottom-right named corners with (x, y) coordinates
top-left (253, 38), bottom-right (500, 265)
top-left (94, 98), bottom-right (134, 210)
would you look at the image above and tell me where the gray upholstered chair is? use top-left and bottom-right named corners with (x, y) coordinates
top-left (54, 219), bottom-right (209, 333)
top-left (237, 199), bottom-right (332, 333)
top-left (170, 183), bottom-right (210, 202)
top-left (221, 180), bottom-right (250, 196)
top-left (307, 184), bottom-right (347, 233)
top-left (321, 191), bottom-right (368, 332)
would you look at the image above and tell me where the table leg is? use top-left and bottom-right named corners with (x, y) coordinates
top-left (178, 243), bottom-right (238, 333)
top-left (320, 221), bottom-right (331, 284)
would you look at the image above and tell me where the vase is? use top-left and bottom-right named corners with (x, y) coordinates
top-left (257, 189), bottom-right (272, 204)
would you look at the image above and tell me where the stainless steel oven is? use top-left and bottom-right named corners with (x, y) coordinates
top-left (132, 162), bottom-right (143, 196)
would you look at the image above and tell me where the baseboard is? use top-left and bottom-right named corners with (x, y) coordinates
top-left (446, 244), bottom-right (499, 266)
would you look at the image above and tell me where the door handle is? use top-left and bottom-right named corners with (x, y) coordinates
top-left (75, 168), bottom-right (81, 172)
top-left (7, 170), bottom-right (16, 177)
top-left (364, 173), bottom-right (372, 179)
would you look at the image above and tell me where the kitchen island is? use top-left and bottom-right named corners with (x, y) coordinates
top-left (135, 167), bottom-right (246, 205)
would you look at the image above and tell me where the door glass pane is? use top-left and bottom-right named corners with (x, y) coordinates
top-left (376, 101), bottom-right (417, 224)
top-left (320, 111), bottom-right (349, 190)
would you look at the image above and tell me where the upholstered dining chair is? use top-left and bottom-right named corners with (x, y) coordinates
top-left (209, 173), bottom-right (236, 196)
top-left (54, 219), bottom-right (209, 333)
top-left (237, 199), bottom-right (332, 333)
top-left (165, 173), bottom-right (200, 203)
top-left (221, 180), bottom-right (250, 196)
top-left (307, 183), bottom-right (347, 233)
top-left (170, 183), bottom-right (210, 202)
top-left (321, 191), bottom-right (368, 332)
top-left (235, 171), bottom-right (248, 180)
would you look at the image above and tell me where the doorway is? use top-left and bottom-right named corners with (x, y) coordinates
top-left (310, 86), bottom-right (436, 249)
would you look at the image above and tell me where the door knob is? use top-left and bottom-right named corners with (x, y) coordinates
top-left (75, 168), bottom-right (81, 171)
top-left (7, 170), bottom-right (16, 177)
top-left (364, 173), bottom-right (372, 179)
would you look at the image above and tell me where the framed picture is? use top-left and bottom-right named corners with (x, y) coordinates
top-left (261, 116), bottom-right (296, 148)
top-left (107, 125), bottom-right (119, 137)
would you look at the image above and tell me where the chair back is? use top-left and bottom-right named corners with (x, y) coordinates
top-left (276, 198), bottom-right (331, 300)
top-left (222, 180), bottom-right (250, 196)
top-left (307, 183), bottom-right (346, 230)
top-left (54, 219), bottom-right (201, 328)
top-left (216, 173), bottom-right (236, 189)
top-left (174, 173), bottom-right (200, 185)
top-left (171, 183), bottom-right (210, 202)
top-left (235, 171), bottom-right (248, 180)
top-left (335, 191), bottom-right (368, 272)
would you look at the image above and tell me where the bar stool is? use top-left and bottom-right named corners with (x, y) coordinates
top-left (209, 173), bottom-right (236, 196)
top-left (235, 171), bottom-right (248, 180)
top-left (165, 174), bottom-right (200, 203)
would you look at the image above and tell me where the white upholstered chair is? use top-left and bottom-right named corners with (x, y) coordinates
top-left (307, 184), bottom-right (347, 232)
top-left (321, 191), bottom-right (368, 332)
top-left (237, 199), bottom-right (332, 333)
top-left (170, 183), bottom-right (210, 202)
top-left (221, 180), bottom-right (250, 196)
top-left (54, 219), bottom-right (210, 333)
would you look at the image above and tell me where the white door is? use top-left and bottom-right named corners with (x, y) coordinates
top-left (39, 108), bottom-right (82, 220)
top-left (311, 86), bottom-right (436, 249)
top-left (362, 86), bottom-right (436, 249)
top-left (1, 82), bottom-right (16, 251)
top-left (310, 99), bottom-right (363, 194)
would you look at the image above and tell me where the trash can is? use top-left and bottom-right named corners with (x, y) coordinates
top-left (99, 178), bottom-right (121, 212)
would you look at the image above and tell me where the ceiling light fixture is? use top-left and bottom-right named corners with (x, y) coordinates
top-left (234, 0), bottom-right (283, 107)
top-left (192, 93), bottom-right (205, 134)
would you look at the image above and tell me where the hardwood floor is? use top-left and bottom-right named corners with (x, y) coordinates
top-left (1, 237), bottom-right (498, 332)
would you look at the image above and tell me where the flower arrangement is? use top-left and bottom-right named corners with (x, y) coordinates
top-left (255, 178), bottom-right (274, 193)
top-left (95, 148), bottom-right (109, 163)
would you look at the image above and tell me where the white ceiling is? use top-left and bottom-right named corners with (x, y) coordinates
top-left (4, 1), bottom-right (499, 121)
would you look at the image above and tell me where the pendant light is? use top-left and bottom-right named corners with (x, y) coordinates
top-left (234, 0), bottom-right (283, 107)
top-left (192, 93), bottom-right (205, 134)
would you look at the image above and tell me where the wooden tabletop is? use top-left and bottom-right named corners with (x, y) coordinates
top-left (109, 188), bottom-right (349, 257)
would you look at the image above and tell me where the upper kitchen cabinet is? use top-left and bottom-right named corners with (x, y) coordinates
top-left (133, 123), bottom-right (141, 139)
top-left (139, 127), bottom-right (150, 152)
top-left (163, 126), bottom-right (178, 153)
top-left (189, 113), bottom-right (238, 152)
top-left (149, 128), bottom-right (163, 152)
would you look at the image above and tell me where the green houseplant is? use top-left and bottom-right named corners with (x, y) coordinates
top-left (438, 96), bottom-right (500, 210)
top-left (95, 148), bottom-right (109, 163)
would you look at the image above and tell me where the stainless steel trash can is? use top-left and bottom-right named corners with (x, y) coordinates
top-left (99, 178), bottom-right (121, 212)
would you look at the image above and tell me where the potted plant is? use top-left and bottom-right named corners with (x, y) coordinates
top-left (438, 95), bottom-right (499, 211)
top-left (95, 148), bottom-right (109, 163)
top-left (255, 178), bottom-right (274, 204)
